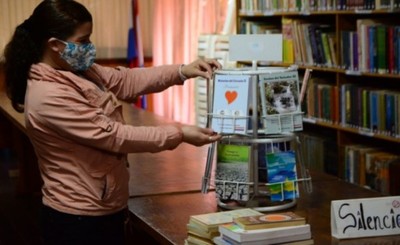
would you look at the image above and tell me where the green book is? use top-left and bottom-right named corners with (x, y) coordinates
top-left (376, 25), bottom-right (387, 74)
top-left (362, 89), bottom-right (370, 129)
top-left (215, 143), bottom-right (251, 201)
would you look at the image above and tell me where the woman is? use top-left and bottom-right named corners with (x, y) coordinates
top-left (3, 0), bottom-right (221, 244)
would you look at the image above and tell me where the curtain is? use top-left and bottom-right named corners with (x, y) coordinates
top-left (78, 0), bottom-right (130, 58)
top-left (151, 0), bottom-right (229, 124)
top-left (0, 0), bottom-right (41, 58)
top-left (0, 0), bottom-right (231, 124)
top-left (0, 0), bottom-right (155, 59)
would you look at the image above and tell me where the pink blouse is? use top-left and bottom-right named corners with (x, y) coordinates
top-left (25, 62), bottom-right (184, 216)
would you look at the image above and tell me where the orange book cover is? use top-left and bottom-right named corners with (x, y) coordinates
top-left (233, 212), bottom-right (306, 230)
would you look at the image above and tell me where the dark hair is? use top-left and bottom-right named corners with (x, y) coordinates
top-left (3, 0), bottom-right (92, 112)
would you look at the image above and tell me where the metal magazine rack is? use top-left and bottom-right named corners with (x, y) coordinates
top-left (201, 65), bottom-right (312, 212)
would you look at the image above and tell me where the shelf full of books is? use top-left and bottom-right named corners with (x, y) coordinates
top-left (201, 66), bottom-right (312, 212)
top-left (239, 0), bottom-right (400, 15)
top-left (236, 0), bottom-right (400, 195)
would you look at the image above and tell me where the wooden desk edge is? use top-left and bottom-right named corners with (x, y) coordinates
top-left (0, 91), bottom-right (26, 133)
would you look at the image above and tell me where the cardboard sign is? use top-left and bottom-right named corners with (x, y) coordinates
top-left (229, 34), bottom-right (282, 62)
top-left (331, 196), bottom-right (400, 239)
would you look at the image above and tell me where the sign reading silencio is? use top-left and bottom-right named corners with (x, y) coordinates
top-left (331, 196), bottom-right (400, 239)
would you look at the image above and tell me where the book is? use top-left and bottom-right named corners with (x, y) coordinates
top-left (218, 223), bottom-right (311, 243)
top-left (355, 146), bottom-right (380, 186)
top-left (282, 17), bottom-right (295, 64)
top-left (301, 23), bottom-right (314, 65)
top-left (213, 236), bottom-right (314, 245)
top-left (259, 71), bottom-right (300, 115)
top-left (341, 30), bottom-right (352, 70)
top-left (372, 153), bottom-right (399, 194)
top-left (215, 143), bottom-right (251, 201)
top-left (185, 233), bottom-right (214, 245)
top-left (368, 25), bottom-right (377, 72)
top-left (299, 68), bottom-right (312, 105)
top-left (187, 223), bottom-right (220, 239)
top-left (257, 140), bottom-right (292, 183)
top-left (266, 151), bottom-right (299, 201)
top-left (356, 19), bottom-right (379, 72)
top-left (188, 208), bottom-right (263, 233)
top-left (321, 32), bottom-right (332, 66)
top-left (233, 212), bottom-right (306, 230)
top-left (369, 90), bottom-right (379, 132)
top-left (365, 151), bottom-right (399, 193)
top-left (327, 33), bottom-right (337, 67)
top-left (211, 74), bottom-right (251, 135)
top-left (344, 144), bottom-right (363, 183)
top-left (258, 70), bottom-right (302, 134)
top-left (361, 88), bottom-right (370, 129)
top-left (376, 25), bottom-right (387, 74)
top-left (385, 92), bottom-right (396, 135)
top-left (307, 24), bottom-right (320, 65)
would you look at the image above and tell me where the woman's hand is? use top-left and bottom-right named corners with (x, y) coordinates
top-left (181, 125), bottom-right (222, 146)
top-left (180, 58), bottom-right (222, 80)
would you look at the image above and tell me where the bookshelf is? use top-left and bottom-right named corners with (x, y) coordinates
top-left (236, 0), bottom-right (400, 195)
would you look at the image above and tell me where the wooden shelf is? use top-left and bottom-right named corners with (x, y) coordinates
top-left (239, 9), bottom-right (400, 17)
top-left (236, 0), bottom-right (400, 194)
top-left (303, 117), bottom-right (400, 144)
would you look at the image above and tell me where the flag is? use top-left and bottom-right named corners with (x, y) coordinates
top-left (127, 0), bottom-right (146, 108)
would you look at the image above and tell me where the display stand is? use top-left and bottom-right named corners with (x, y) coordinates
top-left (201, 63), bottom-right (312, 212)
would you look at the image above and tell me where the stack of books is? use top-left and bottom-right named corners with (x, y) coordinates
top-left (184, 208), bottom-right (263, 245)
top-left (213, 211), bottom-right (314, 245)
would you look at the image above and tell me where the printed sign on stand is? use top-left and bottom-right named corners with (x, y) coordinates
top-left (229, 34), bottom-right (283, 62)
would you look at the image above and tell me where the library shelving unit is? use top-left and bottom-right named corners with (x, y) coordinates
top-left (236, 0), bottom-right (400, 194)
top-left (201, 65), bottom-right (312, 212)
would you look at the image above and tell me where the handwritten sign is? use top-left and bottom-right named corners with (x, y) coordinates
top-left (331, 196), bottom-right (400, 239)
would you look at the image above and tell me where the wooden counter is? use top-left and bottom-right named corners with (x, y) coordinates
top-left (121, 99), bottom-right (211, 197)
top-left (0, 92), bottom-right (211, 196)
top-left (3, 91), bottom-right (400, 245)
top-left (128, 173), bottom-right (400, 245)
top-left (0, 91), bottom-right (25, 133)
top-left (128, 142), bottom-right (209, 197)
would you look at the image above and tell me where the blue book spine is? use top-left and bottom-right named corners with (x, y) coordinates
top-left (386, 93), bottom-right (395, 135)
top-left (396, 26), bottom-right (400, 74)
top-left (370, 91), bottom-right (378, 132)
top-left (368, 26), bottom-right (376, 73)
top-left (353, 32), bottom-right (359, 71)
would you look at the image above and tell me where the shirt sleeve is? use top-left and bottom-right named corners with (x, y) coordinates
top-left (28, 83), bottom-right (183, 154)
top-left (86, 63), bottom-right (184, 102)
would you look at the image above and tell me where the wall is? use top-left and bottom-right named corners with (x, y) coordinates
top-left (0, 0), bottom-right (154, 60)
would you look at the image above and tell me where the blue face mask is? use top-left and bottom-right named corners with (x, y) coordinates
top-left (58, 40), bottom-right (96, 71)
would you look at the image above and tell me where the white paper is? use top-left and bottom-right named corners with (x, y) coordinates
top-left (331, 196), bottom-right (400, 239)
top-left (229, 34), bottom-right (283, 62)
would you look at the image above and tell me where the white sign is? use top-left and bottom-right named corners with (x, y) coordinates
top-left (229, 34), bottom-right (282, 62)
top-left (331, 196), bottom-right (400, 239)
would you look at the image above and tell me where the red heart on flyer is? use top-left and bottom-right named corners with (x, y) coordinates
top-left (225, 91), bottom-right (237, 104)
